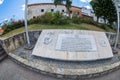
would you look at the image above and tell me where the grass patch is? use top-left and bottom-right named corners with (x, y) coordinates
top-left (2, 23), bottom-right (115, 38)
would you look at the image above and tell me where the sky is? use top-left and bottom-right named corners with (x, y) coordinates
top-left (0, 0), bottom-right (92, 22)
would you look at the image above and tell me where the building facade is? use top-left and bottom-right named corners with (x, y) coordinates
top-left (28, 3), bottom-right (107, 24)
top-left (81, 7), bottom-right (93, 17)
top-left (93, 14), bottom-right (108, 24)
top-left (28, 3), bottom-right (82, 20)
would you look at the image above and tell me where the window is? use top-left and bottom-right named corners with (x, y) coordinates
top-left (100, 20), bottom-right (103, 22)
top-left (77, 12), bottom-right (79, 15)
top-left (70, 10), bottom-right (72, 13)
top-left (51, 9), bottom-right (54, 12)
top-left (41, 9), bottom-right (44, 12)
top-left (33, 16), bottom-right (36, 18)
top-left (62, 10), bottom-right (64, 12)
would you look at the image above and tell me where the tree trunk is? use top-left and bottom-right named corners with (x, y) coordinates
top-left (67, 8), bottom-right (71, 18)
top-left (104, 18), bottom-right (106, 24)
top-left (66, 0), bottom-right (71, 18)
top-left (97, 17), bottom-right (99, 22)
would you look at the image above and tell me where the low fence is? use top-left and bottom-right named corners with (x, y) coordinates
top-left (0, 31), bottom-right (116, 53)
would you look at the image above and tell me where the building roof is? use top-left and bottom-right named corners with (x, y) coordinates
top-left (28, 3), bottom-right (82, 9)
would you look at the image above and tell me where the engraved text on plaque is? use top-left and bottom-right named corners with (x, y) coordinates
top-left (56, 34), bottom-right (97, 52)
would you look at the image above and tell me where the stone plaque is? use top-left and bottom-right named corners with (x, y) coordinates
top-left (56, 34), bottom-right (97, 52)
top-left (32, 30), bottom-right (113, 61)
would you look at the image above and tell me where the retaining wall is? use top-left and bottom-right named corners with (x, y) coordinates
top-left (0, 31), bottom-right (41, 53)
top-left (0, 31), bottom-right (116, 53)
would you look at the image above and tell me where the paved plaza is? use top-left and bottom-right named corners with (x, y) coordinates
top-left (0, 58), bottom-right (120, 80)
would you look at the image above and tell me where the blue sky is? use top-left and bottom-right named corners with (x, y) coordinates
top-left (0, 0), bottom-right (92, 22)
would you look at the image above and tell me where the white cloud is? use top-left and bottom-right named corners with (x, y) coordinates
top-left (84, 6), bottom-right (91, 9)
top-left (80, 0), bottom-right (92, 3)
top-left (22, 4), bottom-right (25, 11)
top-left (0, 0), bottom-right (4, 5)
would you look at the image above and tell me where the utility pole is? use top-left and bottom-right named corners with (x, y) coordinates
top-left (113, 0), bottom-right (120, 50)
top-left (24, 0), bottom-right (30, 46)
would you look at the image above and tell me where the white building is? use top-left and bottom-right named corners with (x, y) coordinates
top-left (81, 7), bottom-right (93, 17)
top-left (81, 7), bottom-right (109, 24)
top-left (28, 3), bottom-right (66, 19)
top-left (93, 14), bottom-right (108, 24)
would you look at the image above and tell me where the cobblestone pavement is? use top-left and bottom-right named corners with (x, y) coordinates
top-left (0, 58), bottom-right (120, 80)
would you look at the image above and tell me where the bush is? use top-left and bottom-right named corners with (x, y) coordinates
top-left (3, 20), bottom-right (24, 34)
top-left (40, 12), bottom-right (53, 24)
top-left (51, 11), bottom-right (69, 25)
top-left (28, 17), bottom-right (41, 24)
top-left (81, 17), bottom-right (94, 24)
top-left (101, 24), bottom-right (110, 31)
top-left (71, 14), bottom-right (81, 24)
top-left (29, 12), bottom-right (70, 25)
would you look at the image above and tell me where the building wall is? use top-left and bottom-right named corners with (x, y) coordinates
top-left (28, 3), bottom-right (82, 20)
top-left (82, 7), bottom-right (93, 17)
top-left (28, 3), bottom-right (66, 20)
top-left (70, 7), bottom-right (82, 17)
top-left (93, 14), bottom-right (108, 24)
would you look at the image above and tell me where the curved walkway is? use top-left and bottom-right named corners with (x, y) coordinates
top-left (0, 58), bottom-right (120, 80)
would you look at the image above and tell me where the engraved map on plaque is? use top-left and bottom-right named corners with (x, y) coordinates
top-left (56, 34), bottom-right (97, 52)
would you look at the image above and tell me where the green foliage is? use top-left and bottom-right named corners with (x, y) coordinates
top-left (90, 0), bottom-right (117, 25)
top-left (3, 20), bottom-right (24, 34)
top-left (80, 17), bottom-right (111, 30)
top-left (3, 11), bottom-right (115, 35)
top-left (28, 17), bottom-right (41, 24)
top-left (101, 24), bottom-right (111, 31)
top-left (51, 11), bottom-right (69, 25)
top-left (81, 17), bottom-right (96, 25)
top-left (71, 14), bottom-right (81, 24)
top-left (53, 0), bottom-right (72, 17)
top-left (2, 11), bottom-right (70, 35)
top-left (28, 12), bottom-right (69, 25)
top-left (40, 12), bottom-right (53, 24)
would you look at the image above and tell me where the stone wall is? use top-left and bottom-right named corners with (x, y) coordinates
top-left (28, 3), bottom-right (66, 20)
top-left (28, 3), bottom-right (83, 20)
top-left (70, 7), bottom-right (82, 17)
top-left (0, 31), bottom-right (41, 53)
top-left (0, 31), bottom-right (116, 53)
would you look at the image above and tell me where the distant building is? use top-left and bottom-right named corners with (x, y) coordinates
top-left (81, 7), bottom-right (93, 17)
top-left (28, 3), bottom-right (108, 24)
top-left (81, 7), bottom-right (109, 24)
top-left (28, 3), bottom-right (82, 19)
top-left (93, 14), bottom-right (108, 24)
top-left (69, 6), bottom-right (82, 17)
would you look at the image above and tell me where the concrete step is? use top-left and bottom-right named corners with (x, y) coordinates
top-left (0, 53), bottom-right (7, 61)
top-left (0, 44), bottom-right (7, 61)
top-left (0, 46), bottom-right (2, 50)
top-left (0, 48), bottom-right (3, 51)
top-left (0, 50), bottom-right (5, 56)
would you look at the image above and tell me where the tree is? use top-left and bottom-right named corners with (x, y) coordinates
top-left (90, 0), bottom-right (117, 25)
top-left (90, 0), bottom-right (102, 22)
top-left (53, 0), bottom-right (72, 18)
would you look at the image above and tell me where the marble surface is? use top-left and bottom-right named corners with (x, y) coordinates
top-left (56, 34), bottom-right (97, 52)
top-left (32, 30), bottom-right (113, 61)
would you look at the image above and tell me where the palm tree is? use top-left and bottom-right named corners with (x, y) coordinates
top-left (54, 0), bottom-right (72, 18)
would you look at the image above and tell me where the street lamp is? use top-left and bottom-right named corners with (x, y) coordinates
top-left (24, 0), bottom-right (30, 46)
top-left (113, 0), bottom-right (120, 50)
